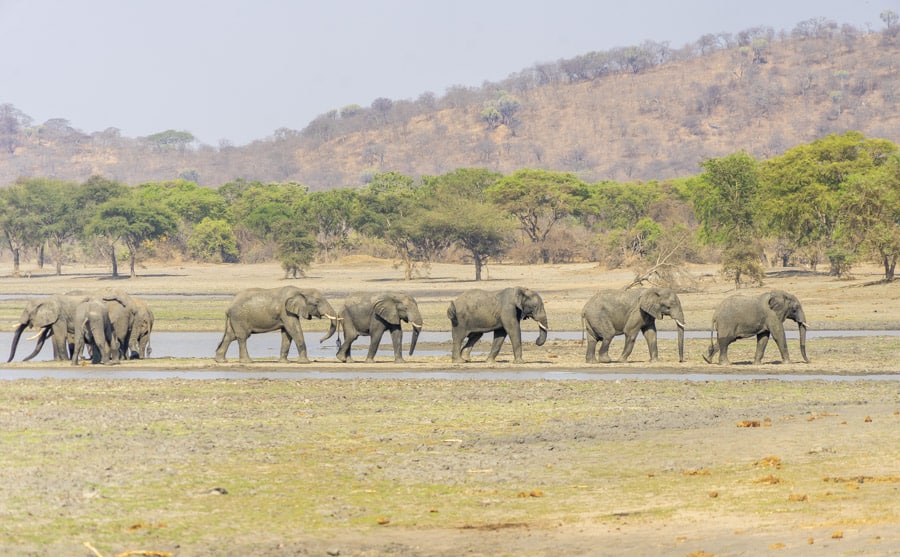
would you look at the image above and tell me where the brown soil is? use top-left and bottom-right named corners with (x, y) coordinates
top-left (0, 259), bottom-right (898, 556)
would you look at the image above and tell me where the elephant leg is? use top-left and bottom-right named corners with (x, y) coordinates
top-left (337, 330), bottom-right (359, 362)
top-left (236, 336), bottom-right (252, 363)
top-left (771, 329), bottom-right (791, 363)
top-left (385, 328), bottom-right (403, 363)
top-left (717, 338), bottom-right (731, 365)
top-left (71, 332), bottom-right (85, 366)
top-left (366, 327), bottom-right (388, 362)
top-left (487, 331), bottom-right (508, 363)
top-left (597, 335), bottom-right (614, 363)
top-left (450, 328), bottom-right (466, 363)
top-left (642, 327), bottom-right (659, 362)
top-left (506, 324), bottom-right (523, 363)
top-left (461, 333), bottom-right (483, 362)
top-left (215, 319), bottom-right (235, 363)
top-left (619, 332), bottom-right (640, 362)
top-left (585, 332), bottom-right (600, 363)
top-left (279, 331), bottom-right (292, 362)
top-left (754, 333), bottom-right (770, 364)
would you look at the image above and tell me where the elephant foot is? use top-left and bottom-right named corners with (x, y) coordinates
top-left (214, 356), bottom-right (227, 363)
top-left (598, 356), bottom-right (612, 363)
top-left (296, 357), bottom-right (310, 364)
top-left (513, 358), bottom-right (525, 364)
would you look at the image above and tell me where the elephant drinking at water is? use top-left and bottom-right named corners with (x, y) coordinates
top-left (581, 287), bottom-right (685, 363)
top-left (71, 298), bottom-right (119, 365)
top-left (447, 286), bottom-right (548, 364)
top-left (703, 290), bottom-right (809, 365)
top-left (214, 286), bottom-right (338, 363)
top-left (330, 292), bottom-right (423, 363)
top-left (8, 293), bottom-right (91, 362)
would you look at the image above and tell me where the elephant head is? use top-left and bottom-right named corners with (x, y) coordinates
top-left (767, 290), bottom-right (809, 363)
top-left (516, 287), bottom-right (549, 346)
top-left (639, 288), bottom-right (686, 362)
top-left (9, 297), bottom-right (64, 362)
top-left (374, 293), bottom-right (423, 355)
top-left (286, 289), bottom-right (339, 342)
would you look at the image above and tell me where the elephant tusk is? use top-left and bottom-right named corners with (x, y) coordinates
top-left (675, 319), bottom-right (686, 329)
top-left (323, 314), bottom-right (343, 321)
top-left (411, 322), bottom-right (423, 330)
top-left (26, 331), bottom-right (42, 341)
top-left (799, 321), bottom-right (810, 329)
top-left (537, 322), bottom-right (549, 331)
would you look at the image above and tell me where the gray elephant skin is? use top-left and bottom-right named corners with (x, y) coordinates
top-left (71, 299), bottom-right (119, 365)
top-left (447, 286), bottom-right (549, 364)
top-left (215, 286), bottom-right (338, 363)
top-left (581, 287), bottom-right (685, 363)
top-left (331, 292), bottom-right (423, 363)
top-left (703, 290), bottom-right (809, 365)
top-left (101, 290), bottom-right (154, 359)
top-left (8, 293), bottom-right (90, 362)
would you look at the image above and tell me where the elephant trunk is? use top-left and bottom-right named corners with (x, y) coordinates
top-left (534, 312), bottom-right (549, 347)
top-left (672, 307), bottom-right (686, 363)
top-left (22, 326), bottom-right (51, 362)
top-left (320, 315), bottom-right (339, 344)
top-left (409, 322), bottom-right (422, 356)
top-left (7, 323), bottom-right (26, 362)
top-left (798, 322), bottom-right (809, 363)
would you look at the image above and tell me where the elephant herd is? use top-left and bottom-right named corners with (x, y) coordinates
top-left (7, 285), bottom-right (809, 367)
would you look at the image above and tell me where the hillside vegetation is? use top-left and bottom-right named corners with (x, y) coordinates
top-left (1, 16), bottom-right (899, 189)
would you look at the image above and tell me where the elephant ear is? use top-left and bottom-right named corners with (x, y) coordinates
top-left (639, 290), bottom-right (663, 320)
top-left (767, 292), bottom-right (787, 314)
top-left (514, 287), bottom-right (530, 312)
top-left (34, 299), bottom-right (62, 328)
top-left (374, 296), bottom-right (401, 325)
top-left (285, 293), bottom-right (309, 317)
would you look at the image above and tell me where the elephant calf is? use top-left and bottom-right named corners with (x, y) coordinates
top-left (703, 290), bottom-right (809, 365)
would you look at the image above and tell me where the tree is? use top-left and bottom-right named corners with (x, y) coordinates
top-left (307, 188), bottom-right (360, 261)
top-left (486, 169), bottom-right (587, 263)
top-left (836, 159), bottom-right (900, 281)
top-left (74, 176), bottom-right (130, 275)
top-left (87, 194), bottom-right (178, 278)
top-left (145, 129), bottom-right (195, 151)
top-left (0, 183), bottom-right (42, 274)
top-left (759, 131), bottom-right (898, 275)
top-left (692, 152), bottom-right (764, 286)
top-left (422, 169), bottom-right (512, 280)
top-left (274, 219), bottom-right (317, 278)
top-left (0, 103), bottom-right (31, 154)
top-left (20, 179), bottom-right (82, 275)
top-left (188, 218), bottom-right (239, 263)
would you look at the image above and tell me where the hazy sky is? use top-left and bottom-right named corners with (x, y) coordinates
top-left (2, 0), bottom-right (897, 146)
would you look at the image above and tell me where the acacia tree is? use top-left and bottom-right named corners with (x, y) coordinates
top-left (692, 152), bottom-right (764, 286)
top-left (87, 193), bottom-right (178, 278)
top-left (0, 183), bottom-right (42, 275)
top-left (486, 169), bottom-right (587, 263)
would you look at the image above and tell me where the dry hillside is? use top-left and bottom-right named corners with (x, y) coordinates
top-left (2, 26), bottom-right (899, 189)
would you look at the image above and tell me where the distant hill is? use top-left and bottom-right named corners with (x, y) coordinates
top-left (2, 20), bottom-right (899, 190)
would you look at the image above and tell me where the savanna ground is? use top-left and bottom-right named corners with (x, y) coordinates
top-left (0, 257), bottom-right (898, 556)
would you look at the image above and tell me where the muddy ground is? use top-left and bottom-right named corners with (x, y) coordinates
top-left (0, 259), bottom-right (898, 556)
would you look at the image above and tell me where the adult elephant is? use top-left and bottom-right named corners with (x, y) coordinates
top-left (7, 293), bottom-right (91, 362)
top-left (72, 289), bottom-right (153, 360)
top-left (71, 299), bottom-right (119, 365)
top-left (331, 292), bottom-right (423, 363)
top-left (582, 287), bottom-right (686, 363)
top-left (214, 286), bottom-right (338, 363)
top-left (702, 290), bottom-right (809, 365)
top-left (447, 286), bottom-right (548, 364)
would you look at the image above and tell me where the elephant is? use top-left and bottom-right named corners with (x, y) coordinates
top-left (63, 289), bottom-right (153, 360)
top-left (330, 292), bottom-right (423, 363)
top-left (447, 286), bottom-right (548, 364)
top-left (8, 293), bottom-right (91, 362)
top-left (581, 287), bottom-right (686, 363)
top-left (214, 286), bottom-right (338, 363)
top-left (702, 290), bottom-right (809, 365)
top-left (71, 299), bottom-right (119, 365)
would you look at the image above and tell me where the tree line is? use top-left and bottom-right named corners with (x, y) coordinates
top-left (1, 132), bottom-right (896, 283)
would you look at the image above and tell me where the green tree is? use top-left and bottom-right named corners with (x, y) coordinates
top-left (0, 182), bottom-right (43, 274)
top-left (274, 219), bottom-right (318, 278)
top-left (307, 188), bottom-right (360, 261)
top-left (27, 179), bottom-right (82, 275)
top-left (188, 218), bottom-right (239, 263)
top-left (836, 158), bottom-right (900, 281)
top-left (692, 152), bottom-right (764, 286)
top-left (759, 131), bottom-right (898, 275)
top-left (74, 176), bottom-right (130, 275)
top-left (486, 169), bottom-right (588, 263)
top-left (87, 193), bottom-right (178, 278)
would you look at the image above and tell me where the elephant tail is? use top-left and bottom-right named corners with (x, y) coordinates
top-left (216, 315), bottom-right (234, 354)
top-left (702, 317), bottom-right (717, 363)
top-left (446, 302), bottom-right (458, 327)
